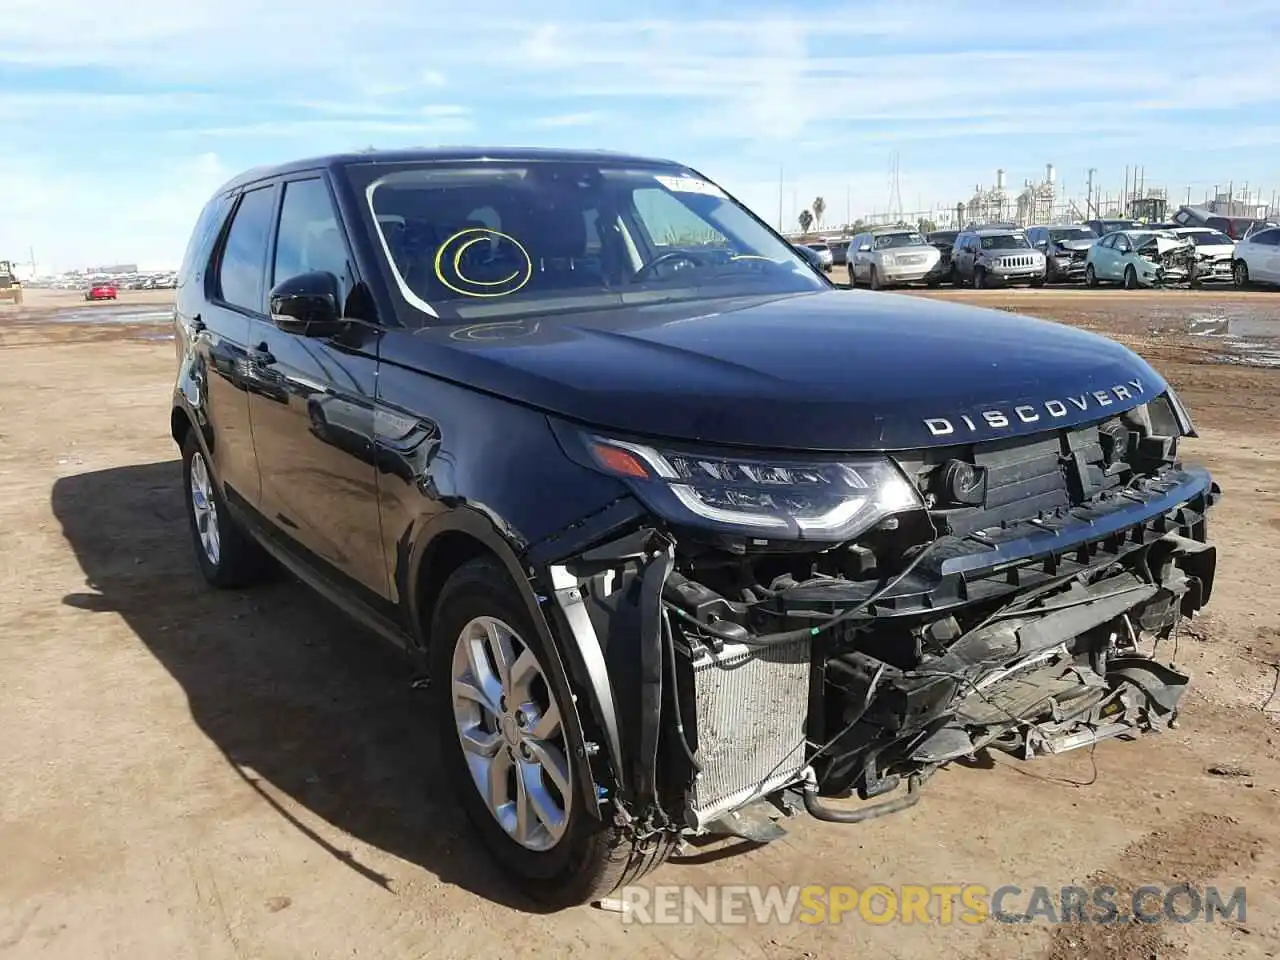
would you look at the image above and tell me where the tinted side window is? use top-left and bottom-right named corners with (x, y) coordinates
top-left (272, 178), bottom-right (350, 296)
top-left (178, 194), bottom-right (232, 288)
top-left (216, 186), bottom-right (276, 312)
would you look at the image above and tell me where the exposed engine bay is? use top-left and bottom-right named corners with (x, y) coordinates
top-left (1135, 233), bottom-right (1197, 284)
top-left (540, 392), bottom-right (1219, 842)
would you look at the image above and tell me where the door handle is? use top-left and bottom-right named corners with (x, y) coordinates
top-left (251, 343), bottom-right (276, 365)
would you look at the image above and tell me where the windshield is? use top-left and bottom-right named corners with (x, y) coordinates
top-left (1187, 230), bottom-right (1233, 246)
top-left (806, 244), bottom-right (829, 252)
top-left (872, 232), bottom-right (926, 250)
top-left (1049, 227), bottom-right (1095, 242)
top-left (928, 232), bottom-right (958, 243)
top-left (347, 160), bottom-right (825, 321)
top-left (980, 234), bottom-right (1031, 250)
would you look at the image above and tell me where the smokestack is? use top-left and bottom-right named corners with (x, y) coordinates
top-left (996, 168), bottom-right (1006, 191)
top-left (1046, 163), bottom-right (1056, 185)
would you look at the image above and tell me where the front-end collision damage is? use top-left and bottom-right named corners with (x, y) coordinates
top-left (1135, 233), bottom-right (1197, 285)
top-left (527, 397), bottom-right (1220, 843)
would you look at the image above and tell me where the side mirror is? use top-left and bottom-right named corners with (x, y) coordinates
top-left (268, 271), bottom-right (344, 336)
top-left (1035, 240), bottom-right (1048, 248)
top-left (858, 244), bottom-right (871, 252)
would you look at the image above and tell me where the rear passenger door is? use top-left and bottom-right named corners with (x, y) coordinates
top-left (246, 174), bottom-right (388, 600)
top-left (201, 184), bottom-right (279, 508)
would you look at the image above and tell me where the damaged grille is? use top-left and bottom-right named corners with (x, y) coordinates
top-left (903, 406), bottom-right (1179, 540)
top-left (683, 636), bottom-right (810, 826)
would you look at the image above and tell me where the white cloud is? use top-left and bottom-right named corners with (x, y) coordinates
top-left (527, 111), bottom-right (607, 128)
top-left (2, 0), bottom-right (1278, 267)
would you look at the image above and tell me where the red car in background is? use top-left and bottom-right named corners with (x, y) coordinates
top-left (85, 282), bottom-right (118, 301)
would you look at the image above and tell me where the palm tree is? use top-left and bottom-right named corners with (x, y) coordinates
top-left (798, 209), bottom-right (814, 233)
top-left (812, 197), bottom-right (826, 231)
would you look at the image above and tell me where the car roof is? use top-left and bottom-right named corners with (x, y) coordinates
top-left (971, 228), bottom-right (1024, 236)
top-left (868, 224), bottom-right (918, 234)
top-left (214, 146), bottom-right (686, 195)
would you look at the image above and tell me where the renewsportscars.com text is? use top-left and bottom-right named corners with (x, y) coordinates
top-left (616, 883), bottom-right (1246, 926)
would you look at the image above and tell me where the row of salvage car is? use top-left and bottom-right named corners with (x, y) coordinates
top-left (803, 219), bottom-right (1280, 291)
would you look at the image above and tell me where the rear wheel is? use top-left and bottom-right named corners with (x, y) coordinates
top-left (181, 433), bottom-right (270, 587)
top-left (431, 558), bottom-right (675, 908)
top-left (1234, 260), bottom-right (1251, 289)
top-left (1123, 265), bottom-right (1139, 290)
top-left (1085, 264), bottom-right (1098, 288)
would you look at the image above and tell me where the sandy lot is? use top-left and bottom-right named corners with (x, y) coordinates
top-left (1, 284), bottom-right (1278, 959)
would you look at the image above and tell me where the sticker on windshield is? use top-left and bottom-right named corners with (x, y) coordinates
top-left (654, 175), bottom-right (725, 198)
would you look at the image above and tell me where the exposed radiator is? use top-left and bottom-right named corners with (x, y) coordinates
top-left (684, 636), bottom-right (812, 828)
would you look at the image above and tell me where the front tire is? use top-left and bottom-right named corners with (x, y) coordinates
top-left (1123, 265), bottom-right (1139, 290)
top-left (1085, 264), bottom-right (1098, 288)
top-left (1234, 260), bottom-right (1251, 289)
top-left (181, 433), bottom-right (270, 587)
top-left (431, 558), bottom-right (674, 909)
top-left (869, 266), bottom-right (882, 290)
top-left (973, 267), bottom-right (987, 289)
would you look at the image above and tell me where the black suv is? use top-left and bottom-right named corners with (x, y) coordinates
top-left (172, 148), bottom-right (1219, 908)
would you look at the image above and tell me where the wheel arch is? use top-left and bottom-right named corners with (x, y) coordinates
top-left (404, 507), bottom-right (615, 819)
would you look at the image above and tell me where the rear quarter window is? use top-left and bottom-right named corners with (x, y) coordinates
top-left (177, 194), bottom-right (233, 289)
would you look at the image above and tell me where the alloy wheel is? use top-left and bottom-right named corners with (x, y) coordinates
top-left (451, 616), bottom-right (572, 851)
top-left (189, 450), bottom-right (221, 566)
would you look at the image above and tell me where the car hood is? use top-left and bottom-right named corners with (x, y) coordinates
top-left (1136, 235), bottom-right (1194, 257)
top-left (392, 290), bottom-right (1166, 451)
top-left (1054, 239), bottom-right (1095, 252)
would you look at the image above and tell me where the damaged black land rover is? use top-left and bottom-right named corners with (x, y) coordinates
top-left (171, 149), bottom-right (1219, 908)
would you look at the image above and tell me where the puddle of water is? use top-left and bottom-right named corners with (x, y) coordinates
top-left (1176, 312), bottom-right (1280, 368)
top-left (46, 306), bottom-right (172, 325)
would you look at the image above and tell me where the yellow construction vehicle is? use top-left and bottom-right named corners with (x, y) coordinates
top-left (0, 260), bottom-right (22, 305)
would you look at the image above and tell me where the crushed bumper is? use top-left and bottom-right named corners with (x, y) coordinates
top-left (533, 462), bottom-right (1218, 840)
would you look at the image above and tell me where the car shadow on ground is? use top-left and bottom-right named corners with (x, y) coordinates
top-left (51, 460), bottom-right (542, 911)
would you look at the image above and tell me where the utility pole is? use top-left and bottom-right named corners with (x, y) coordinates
top-left (1086, 168), bottom-right (1096, 217)
top-left (777, 165), bottom-right (783, 232)
top-left (1123, 166), bottom-right (1129, 216)
top-left (845, 184), bottom-right (850, 229)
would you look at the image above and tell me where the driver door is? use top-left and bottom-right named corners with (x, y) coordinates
top-left (246, 173), bottom-right (388, 599)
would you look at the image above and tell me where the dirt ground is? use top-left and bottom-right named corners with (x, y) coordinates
top-left (1, 283), bottom-right (1278, 959)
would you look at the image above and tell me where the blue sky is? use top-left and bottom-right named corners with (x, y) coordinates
top-left (4, 0), bottom-right (1279, 271)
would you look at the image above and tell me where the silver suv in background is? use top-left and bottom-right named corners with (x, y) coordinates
top-left (951, 228), bottom-right (1047, 288)
top-left (1026, 224), bottom-right (1096, 283)
top-left (803, 242), bottom-right (834, 271)
top-left (848, 226), bottom-right (945, 289)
